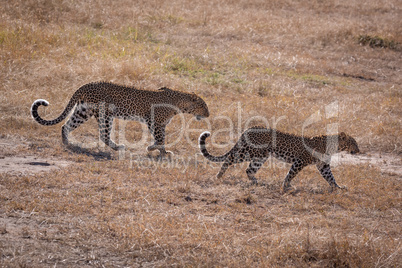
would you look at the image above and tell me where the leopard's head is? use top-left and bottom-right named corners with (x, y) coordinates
top-left (181, 93), bottom-right (210, 120)
top-left (338, 132), bottom-right (360, 154)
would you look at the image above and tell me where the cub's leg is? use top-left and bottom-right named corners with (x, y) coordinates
top-left (216, 152), bottom-right (245, 179)
top-left (217, 161), bottom-right (231, 179)
top-left (246, 158), bottom-right (267, 184)
top-left (316, 162), bottom-right (345, 190)
top-left (98, 114), bottom-right (125, 151)
top-left (282, 159), bottom-right (307, 191)
top-left (61, 104), bottom-right (91, 146)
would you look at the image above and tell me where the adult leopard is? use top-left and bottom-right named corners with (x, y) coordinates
top-left (31, 81), bottom-right (209, 156)
top-left (199, 126), bottom-right (359, 191)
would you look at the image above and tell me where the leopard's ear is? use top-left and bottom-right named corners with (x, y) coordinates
top-left (158, 87), bottom-right (171, 91)
top-left (339, 132), bottom-right (347, 140)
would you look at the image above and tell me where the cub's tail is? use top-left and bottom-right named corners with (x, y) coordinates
top-left (31, 95), bottom-right (78, 126)
top-left (198, 131), bottom-right (228, 162)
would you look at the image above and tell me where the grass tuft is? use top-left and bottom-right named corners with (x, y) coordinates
top-left (358, 34), bottom-right (400, 50)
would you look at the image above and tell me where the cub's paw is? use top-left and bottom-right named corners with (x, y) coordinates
top-left (116, 144), bottom-right (126, 151)
top-left (329, 185), bottom-right (348, 193)
top-left (339, 185), bottom-right (348, 190)
top-left (158, 150), bottom-right (174, 161)
top-left (282, 184), bottom-right (298, 194)
top-left (250, 177), bottom-right (258, 185)
top-left (147, 145), bottom-right (157, 152)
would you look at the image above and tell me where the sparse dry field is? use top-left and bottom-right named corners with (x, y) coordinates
top-left (0, 0), bottom-right (401, 267)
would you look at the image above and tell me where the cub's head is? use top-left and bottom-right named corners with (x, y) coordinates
top-left (181, 93), bottom-right (210, 120)
top-left (338, 132), bottom-right (360, 154)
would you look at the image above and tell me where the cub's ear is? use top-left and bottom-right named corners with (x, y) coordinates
top-left (191, 92), bottom-right (198, 100)
top-left (339, 132), bottom-right (347, 139)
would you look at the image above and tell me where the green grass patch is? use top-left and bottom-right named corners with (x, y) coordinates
top-left (287, 71), bottom-right (331, 86)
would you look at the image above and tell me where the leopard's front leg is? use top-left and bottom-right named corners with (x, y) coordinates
top-left (246, 158), bottom-right (268, 185)
top-left (147, 122), bottom-right (173, 159)
top-left (316, 162), bottom-right (346, 191)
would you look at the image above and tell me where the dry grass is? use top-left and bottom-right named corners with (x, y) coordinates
top-left (0, 0), bottom-right (401, 267)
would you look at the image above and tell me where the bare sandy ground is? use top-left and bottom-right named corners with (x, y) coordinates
top-left (0, 156), bottom-right (72, 175)
top-left (0, 137), bottom-right (73, 175)
top-left (335, 152), bottom-right (402, 177)
top-left (0, 138), bottom-right (400, 177)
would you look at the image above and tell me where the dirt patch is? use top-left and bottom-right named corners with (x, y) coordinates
top-left (0, 137), bottom-right (74, 175)
top-left (0, 156), bottom-right (73, 175)
top-left (335, 152), bottom-right (402, 177)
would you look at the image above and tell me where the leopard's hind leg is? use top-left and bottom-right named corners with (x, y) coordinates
top-left (282, 159), bottom-right (308, 191)
top-left (97, 114), bottom-right (125, 151)
top-left (217, 161), bottom-right (231, 178)
top-left (216, 151), bottom-right (246, 179)
top-left (61, 104), bottom-right (91, 146)
top-left (96, 102), bottom-right (125, 151)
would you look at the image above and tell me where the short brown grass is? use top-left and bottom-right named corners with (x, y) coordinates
top-left (0, 0), bottom-right (401, 267)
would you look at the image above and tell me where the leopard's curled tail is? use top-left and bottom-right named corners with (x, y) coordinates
top-left (30, 93), bottom-right (79, 126)
top-left (198, 131), bottom-right (229, 162)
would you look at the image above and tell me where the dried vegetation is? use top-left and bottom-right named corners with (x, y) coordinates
top-left (0, 0), bottom-right (401, 267)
